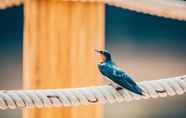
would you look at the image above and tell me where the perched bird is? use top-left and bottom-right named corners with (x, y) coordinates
top-left (95, 49), bottom-right (144, 95)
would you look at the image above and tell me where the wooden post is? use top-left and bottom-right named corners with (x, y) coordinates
top-left (23, 1), bottom-right (104, 118)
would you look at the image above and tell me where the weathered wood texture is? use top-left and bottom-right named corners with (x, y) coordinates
top-left (23, 1), bottom-right (104, 118)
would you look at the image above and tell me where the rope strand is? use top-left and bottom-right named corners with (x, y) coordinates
top-left (0, 75), bottom-right (185, 110)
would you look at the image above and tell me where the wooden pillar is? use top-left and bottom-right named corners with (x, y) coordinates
top-left (23, 1), bottom-right (104, 118)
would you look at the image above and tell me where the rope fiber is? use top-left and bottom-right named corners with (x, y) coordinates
top-left (0, 75), bottom-right (185, 110)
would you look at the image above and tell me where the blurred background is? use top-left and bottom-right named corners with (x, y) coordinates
top-left (0, 4), bottom-right (186, 118)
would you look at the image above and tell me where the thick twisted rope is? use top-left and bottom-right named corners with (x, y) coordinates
top-left (105, 0), bottom-right (186, 21)
top-left (0, 0), bottom-right (22, 9)
top-left (1, 0), bottom-right (186, 21)
top-left (0, 75), bottom-right (185, 110)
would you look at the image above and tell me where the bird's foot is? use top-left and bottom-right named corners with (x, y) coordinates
top-left (108, 83), bottom-right (123, 91)
top-left (115, 87), bottom-right (123, 91)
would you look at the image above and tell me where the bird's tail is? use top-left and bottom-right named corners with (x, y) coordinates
top-left (134, 85), bottom-right (145, 95)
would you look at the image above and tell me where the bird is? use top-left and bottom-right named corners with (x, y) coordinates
top-left (95, 49), bottom-right (144, 95)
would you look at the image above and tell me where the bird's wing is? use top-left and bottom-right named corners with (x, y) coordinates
top-left (99, 64), bottom-right (137, 85)
top-left (112, 66), bottom-right (137, 85)
top-left (112, 67), bottom-right (144, 95)
top-left (98, 64), bottom-right (136, 85)
top-left (98, 64), bottom-right (143, 95)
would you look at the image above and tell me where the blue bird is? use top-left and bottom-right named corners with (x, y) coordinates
top-left (95, 49), bottom-right (144, 95)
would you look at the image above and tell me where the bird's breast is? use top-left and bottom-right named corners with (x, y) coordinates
top-left (98, 64), bottom-right (114, 78)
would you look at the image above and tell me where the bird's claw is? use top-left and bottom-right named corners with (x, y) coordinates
top-left (115, 87), bottom-right (123, 91)
top-left (108, 83), bottom-right (123, 91)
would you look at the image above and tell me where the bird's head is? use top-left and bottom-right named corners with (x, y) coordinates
top-left (95, 49), bottom-right (112, 63)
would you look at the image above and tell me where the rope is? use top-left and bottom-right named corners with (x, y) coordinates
top-left (0, 0), bottom-right (22, 9)
top-left (106, 0), bottom-right (186, 21)
top-left (1, 0), bottom-right (186, 21)
top-left (0, 75), bottom-right (185, 110)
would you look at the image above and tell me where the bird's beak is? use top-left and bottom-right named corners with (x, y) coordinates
top-left (94, 49), bottom-right (105, 63)
top-left (94, 49), bottom-right (101, 54)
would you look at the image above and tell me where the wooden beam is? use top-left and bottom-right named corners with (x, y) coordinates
top-left (23, 1), bottom-right (104, 118)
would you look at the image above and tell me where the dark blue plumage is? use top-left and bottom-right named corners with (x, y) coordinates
top-left (95, 50), bottom-right (144, 95)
